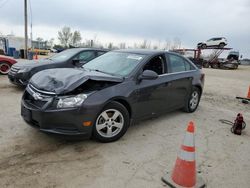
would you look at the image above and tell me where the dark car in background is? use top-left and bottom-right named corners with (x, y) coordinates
top-left (8, 48), bottom-right (108, 86)
top-left (21, 49), bottom-right (204, 142)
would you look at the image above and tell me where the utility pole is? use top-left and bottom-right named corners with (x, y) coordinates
top-left (24, 0), bottom-right (28, 59)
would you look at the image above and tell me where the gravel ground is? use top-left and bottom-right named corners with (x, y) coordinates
top-left (0, 66), bottom-right (249, 188)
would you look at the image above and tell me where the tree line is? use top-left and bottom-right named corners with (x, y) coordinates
top-left (37, 26), bottom-right (182, 50)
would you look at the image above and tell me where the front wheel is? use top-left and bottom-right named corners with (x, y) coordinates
top-left (93, 101), bottom-right (130, 142)
top-left (183, 87), bottom-right (201, 113)
top-left (0, 62), bottom-right (11, 75)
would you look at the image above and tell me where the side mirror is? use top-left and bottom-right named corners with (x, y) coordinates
top-left (73, 59), bottom-right (87, 67)
top-left (72, 59), bottom-right (80, 65)
top-left (138, 70), bottom-right (159, 81)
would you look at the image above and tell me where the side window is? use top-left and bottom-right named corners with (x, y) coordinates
top-left (143, 55), bottom-right (165, 75)
top-left (168, 54), bottom-right (193, 73)
top-left (75, 51), bottom-right (96, 62)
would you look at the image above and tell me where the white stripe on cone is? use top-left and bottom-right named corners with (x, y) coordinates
top-left (179, 150), bottom-right (195, 162)
top-left (183, 132), bottom-right (195, 147)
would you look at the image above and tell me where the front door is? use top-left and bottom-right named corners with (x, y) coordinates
top-left (133, 55), bottom-right (172, 118)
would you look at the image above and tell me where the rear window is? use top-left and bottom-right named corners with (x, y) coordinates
top-left (168, 54), bottom-right (194, 73)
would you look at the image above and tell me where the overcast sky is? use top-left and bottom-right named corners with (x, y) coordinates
top-left (0, 0), bottom-right (249, 57)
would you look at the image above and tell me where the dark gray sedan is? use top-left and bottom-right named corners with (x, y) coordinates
top-left (21, 49), bottom-right (205, 142)
top-left (8, 48), bottom-right (108, 86)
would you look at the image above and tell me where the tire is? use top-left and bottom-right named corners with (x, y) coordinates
top-left (233, 64), bottom-right (238, 69)
top-left (219, 43), bottom-right (225, 48)
top-left (0, 61), bottom-right (11, 75)
top-left (183, 87), bottom-right (201, 113)
top-left (92, 101), bottom-right (130, 142)
top-left (203, 62), bottom-right (209, 68)
top-left (211, 63), bottom-right (219, 69)
top-left (201, 44), bottom-right (207, 49)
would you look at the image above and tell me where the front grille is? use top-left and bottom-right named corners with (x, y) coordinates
top-left (24, 84), bottom-right (55, 109)
top-left (25, 92), bottom-right (48, 108)
top-left (28, 84), bottom-right (56, 96)
top-left (9, 66), bottom-right (20, 75)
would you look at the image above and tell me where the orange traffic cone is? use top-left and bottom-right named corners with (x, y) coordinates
top-left (247, 86), bottom-right (250, 99)
top-left (162, 121), bottom-right (206, 188)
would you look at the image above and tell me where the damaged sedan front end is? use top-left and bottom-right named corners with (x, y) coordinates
top-left (21, 68), bottom-right (123, 138)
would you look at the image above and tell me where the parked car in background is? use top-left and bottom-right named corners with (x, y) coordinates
top-left (0, 55), bottom-right (17, 75)
top-left (239, 59), bottom-right (250, 66)
top-left (197, 37), bottom-right (228, 49)
top-left (8, 48), bottom-right (108, 86)
top-left (21, 49), bottom-right (205, 142)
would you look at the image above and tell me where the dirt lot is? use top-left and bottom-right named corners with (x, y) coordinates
top-left (0, 66), bottom-right (249, 188)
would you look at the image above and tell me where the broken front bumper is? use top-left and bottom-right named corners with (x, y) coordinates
top-left (21, 92), bottom-right (98, 138)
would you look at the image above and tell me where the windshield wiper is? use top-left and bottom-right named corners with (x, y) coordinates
top-left (89, 69), bottom-right (118, 76)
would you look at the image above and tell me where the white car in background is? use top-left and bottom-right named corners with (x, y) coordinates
top-left (197, 37), bottom-right (228, 49)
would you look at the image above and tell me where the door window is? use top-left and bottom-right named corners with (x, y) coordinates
top-left (168, 54), bottom-right (194, 73)
top-left (143, 55), bottom-right (165, 75)
top-left (75, 51), bottom-right (96, 62)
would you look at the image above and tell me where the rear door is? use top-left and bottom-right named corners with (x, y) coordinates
top-left (165, 53), bottom-right (195, 109)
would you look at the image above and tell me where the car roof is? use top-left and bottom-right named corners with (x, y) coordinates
top-left (114, 49), bottom-right (166, 55)
top-left (65, 48), bottom-right (109, 52)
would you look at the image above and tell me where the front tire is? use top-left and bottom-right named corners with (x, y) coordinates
top-left (0, 61), bottom-right (11, 75)
top-left (184, 87), bottom-right (201, 113)
top-left (93, 101), bottom-right (130, 142)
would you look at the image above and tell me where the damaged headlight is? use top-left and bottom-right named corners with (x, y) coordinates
top-left (57, 94), bottom-right (88, 108)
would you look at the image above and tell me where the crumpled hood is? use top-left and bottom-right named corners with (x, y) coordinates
top-left (14, 59), bottom-right (54, 69)
top-left (29, 68), bottom-right (123, 94)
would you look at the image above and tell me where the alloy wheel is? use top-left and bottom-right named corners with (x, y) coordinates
top-left (96, 109), bottom-right (124, 138)
top-left (189, 91), bottom-right (199, 110)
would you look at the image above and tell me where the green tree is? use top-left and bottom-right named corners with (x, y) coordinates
top-left (58, 26), bottom-right (73, 47)
top-left (71, 31), bottom-right (82, 46)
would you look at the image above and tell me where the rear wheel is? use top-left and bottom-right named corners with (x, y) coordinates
top-left (201, 44), bottom-right (207, 49)
top-left (233, 63), bottom-right (238, 69)
top-left (0, 61), bottom-right (11, 75)
top-left (184, 87), bottom-right (201, 113)
top-left (211, 63), bottom-right (219, 69)
top-left (219, 43), bottom-right (225, 48)
top-left (203, 61), bottom-right (210, 68)
top-left (93, 101), bottom-right (130, 142)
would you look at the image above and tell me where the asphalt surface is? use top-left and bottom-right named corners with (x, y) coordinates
top-left (0, 65), bottom-right (249, 188)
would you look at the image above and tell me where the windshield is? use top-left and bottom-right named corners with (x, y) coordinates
top-left (49, 49), bottom-right (79, 61)
top-left (83, 52), bottom-right (146, 76)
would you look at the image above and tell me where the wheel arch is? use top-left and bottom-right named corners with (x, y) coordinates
top-left (111, 98), bottom-right (132, 118)
top-left (194, 85), bottom-right (202, 94)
